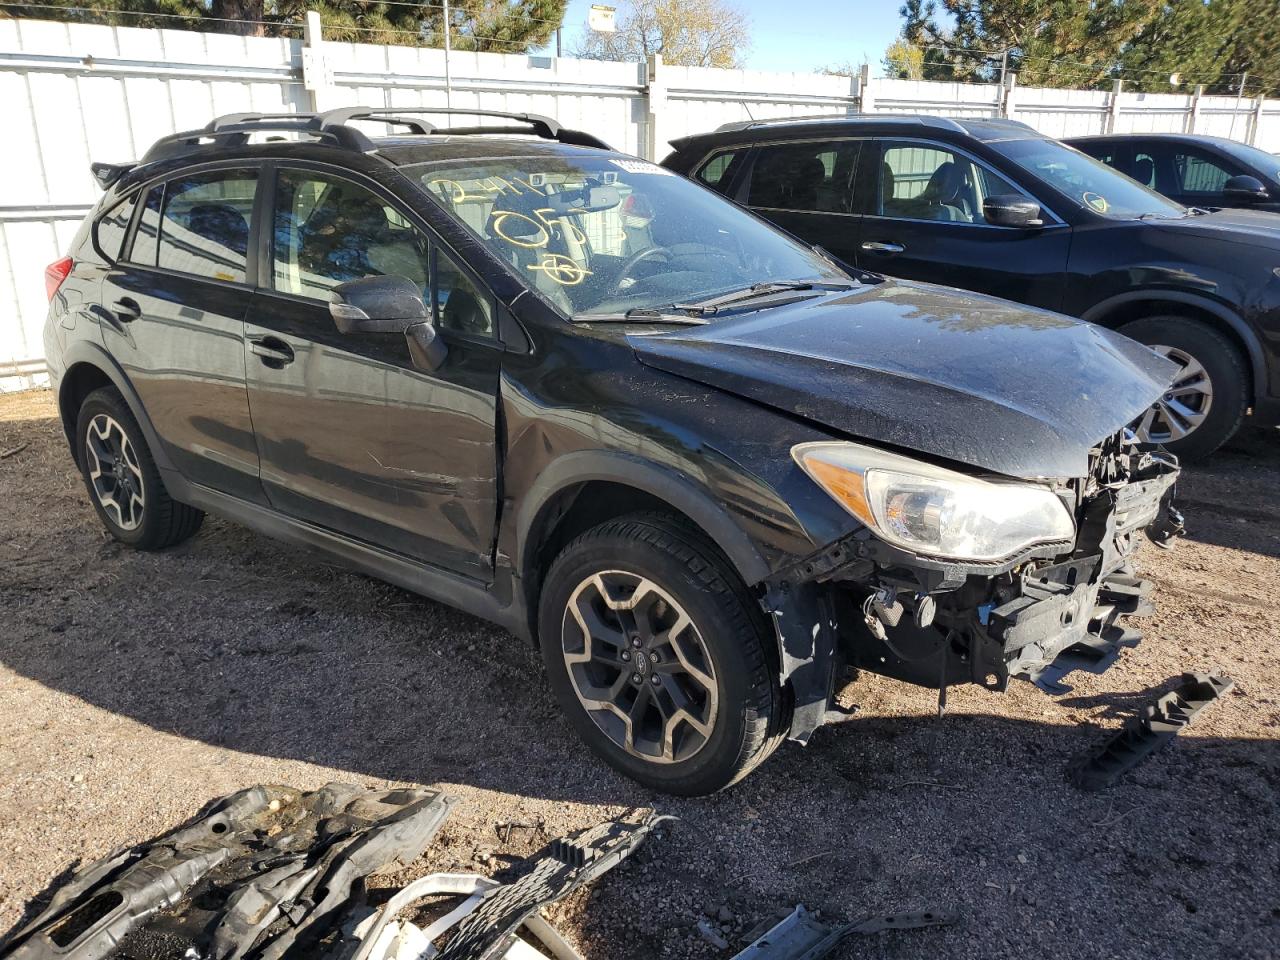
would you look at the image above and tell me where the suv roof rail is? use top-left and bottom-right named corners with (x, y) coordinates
top-left (135, 106), bottom-right (611, 167)
top-left (709, 113), bottom-right (970, 135)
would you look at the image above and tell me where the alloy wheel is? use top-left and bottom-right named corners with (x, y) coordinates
top-left (561, 570), bottom-right (719, 764)
top-left (85, 414), bottom-right (145, 531)
top-left (1133, 344), bottom-right (1214, 444)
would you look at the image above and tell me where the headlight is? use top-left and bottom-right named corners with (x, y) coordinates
top-left (792, 442), bottom-right (1076, 562)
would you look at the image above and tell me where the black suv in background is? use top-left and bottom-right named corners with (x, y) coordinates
top-left (663, 116), bottom-right (1280, 459)
top-left (1067, 132), bottom-right (1280, 212)
top-left (46, 109), bottom-right (1181, 794)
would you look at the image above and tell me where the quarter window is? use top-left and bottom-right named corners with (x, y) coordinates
top-left (94, 195), bottom-right (137, 262)
top-left (747, 141), bottom-right (858, 213)
top-left (878, 142), bottom-right (1030, 225)
top-left (695, 148), bottom-right (749, 195)
top-left (272, 170), bottom-right (430, 299)
top-left (154, 170), bottom-right (257, 282)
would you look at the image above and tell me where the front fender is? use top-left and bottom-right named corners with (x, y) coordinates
top-left (514, 448), bottom-right (773, 589)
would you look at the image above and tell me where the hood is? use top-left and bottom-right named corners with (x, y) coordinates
top-left (1151, 207), bottom-right (1280, 248)
top-left (628, 281), bottom-right (1177, 480)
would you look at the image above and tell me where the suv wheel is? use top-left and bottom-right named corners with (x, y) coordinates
top-left (538, 513), bottom-right (786, 795)
top-left (1119, 316), bottom-right (1248, 460)
top-left (75, 387), bottom-right (204, 549)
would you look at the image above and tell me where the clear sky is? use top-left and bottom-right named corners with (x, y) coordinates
top-left (544, 0), bottom-right (906, 75)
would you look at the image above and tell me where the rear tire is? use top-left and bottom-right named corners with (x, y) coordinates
top-left (75, 387), bottom-right (204, 550)
top-left (538, 513), bottom-right (787, 795)
top-left (1119, 315), bottom-right (1248, 460)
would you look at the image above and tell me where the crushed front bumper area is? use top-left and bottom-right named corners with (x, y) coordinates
top-left (766, 442), bottom-right (1182, 742)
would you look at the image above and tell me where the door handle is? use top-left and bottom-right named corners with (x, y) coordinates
top-left (111, 297), bottom-right (141, 322)
top-left (860, 241), bottom-right (905, 256)
top-left (248, 336), bottom-right (295, 367)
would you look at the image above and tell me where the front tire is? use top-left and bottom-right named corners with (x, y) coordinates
top-left (1119, 315), bottom-right (1248, 460)
top-left (75, 387), bottom-right (204, 550)
top-left (538, 513), bottom-right (786, 795)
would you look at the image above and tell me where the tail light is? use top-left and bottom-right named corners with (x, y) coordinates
top-left (45, 256), bottom-right (73, 301)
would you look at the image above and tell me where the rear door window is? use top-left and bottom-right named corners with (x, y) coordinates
top-left (130, 185), bottom-right (163, 266)
top-left (153, 170), bottom-right (258, 282)
top-left (746, 141), bottom-right (859, 213)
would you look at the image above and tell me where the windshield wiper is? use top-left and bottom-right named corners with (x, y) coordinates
top-left (575, 308), bottom-right (710, 325)
top-left (672, 279), bottom-right (856, 315)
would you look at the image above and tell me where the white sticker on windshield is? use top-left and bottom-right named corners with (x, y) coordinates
top-left (610, 158), bottom-right (675, 176)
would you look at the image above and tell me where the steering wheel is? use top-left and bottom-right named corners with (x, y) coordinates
top-left (609, 246), bottom-right (675, 296)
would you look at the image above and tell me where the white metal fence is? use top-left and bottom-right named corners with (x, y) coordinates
top-left (3, 15), bottom-right (1279, 389)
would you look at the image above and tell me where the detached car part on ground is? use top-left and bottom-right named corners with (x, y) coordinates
top-left (0, 783), bottom-right (668, 960)
top-left (46, 108), bottom-right (1182, 796)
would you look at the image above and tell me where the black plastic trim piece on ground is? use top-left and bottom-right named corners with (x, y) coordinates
top-left (1066, 673), bottom-right (1235, 792)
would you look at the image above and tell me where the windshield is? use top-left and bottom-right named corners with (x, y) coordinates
top-left (402, 155), bottom-right (846, 318)
top-left (993, 138), bottom-right (1188, 220)
top-left (1214, 139), bottom-right (1280, 184)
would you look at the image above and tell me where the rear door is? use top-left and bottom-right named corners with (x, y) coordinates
top-left (737, 139), bottom-right (863, 266)
top-left (100, 166), bottom-right (264, 503)
top-left (852, 138), bottom-right (1072, 311)
top-left (242, 163), bottom-right (501, 578)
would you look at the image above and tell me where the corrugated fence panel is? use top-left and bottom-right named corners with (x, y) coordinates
top-left (6, 17), bottom-right (1280, 388)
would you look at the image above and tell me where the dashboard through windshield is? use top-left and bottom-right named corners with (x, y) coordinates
top-left (993, 138), bottom-right (1189, 220)
top-left (402, 155), bottom-right (846, 318)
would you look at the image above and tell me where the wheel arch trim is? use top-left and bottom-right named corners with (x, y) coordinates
top-left (514, 450), bottom-right (773, 592)
top-left (57, 342), bottom-right (175, 473)
top-left (1081, 290), bottom-right (1265, 405)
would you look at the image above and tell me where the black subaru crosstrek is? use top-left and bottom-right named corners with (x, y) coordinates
top-left (45, 108), bottom-right (1182, 795)
top-left (662, 115), bottom-right (1280, 459)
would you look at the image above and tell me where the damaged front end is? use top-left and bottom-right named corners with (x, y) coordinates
top-left (768, 432), bottom-right (1182, 742)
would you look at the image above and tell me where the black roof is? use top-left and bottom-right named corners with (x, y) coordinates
top-left (1066, 132), bottom-right (1243, 146)
top-left (669, 113), bottom-right (1044, 151)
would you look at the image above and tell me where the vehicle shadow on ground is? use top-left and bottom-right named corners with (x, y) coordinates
top-left (1176, 423), bottom-right (1280, 557)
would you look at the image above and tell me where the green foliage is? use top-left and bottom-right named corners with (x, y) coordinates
top-left (0, 0), bottom-right (569, 51)
top-left (898, 0), bottom-right (1280, 95)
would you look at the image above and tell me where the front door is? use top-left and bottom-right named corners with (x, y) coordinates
top-left (99, 167), bottom-right (264, 503)
top-left (243, 165), bottom-right (501, 578)
top-left (852, 139), bottom-right (1071, 311)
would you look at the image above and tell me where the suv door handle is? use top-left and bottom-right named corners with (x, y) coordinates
top-left (248, 336), bottom-right (295, 367)
top-left (860, 241), bottom-right (905, 256)
top-left (111, 297), bottom-right (141, 322)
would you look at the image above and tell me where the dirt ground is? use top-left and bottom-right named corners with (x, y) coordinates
top-left (1, 387), bottom-right (1277, 960)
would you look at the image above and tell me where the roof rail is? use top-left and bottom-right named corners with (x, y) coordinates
top-left (708, 112), bottom-right (971, 136)
top-left (134, 107), bottom-right (611, 167)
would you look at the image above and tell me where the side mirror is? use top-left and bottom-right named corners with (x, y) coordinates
top-left (330, 275), bottom-right (429, 334)
top-left (1222, 174), bottom-right (1269, 202)
top-left (982, 194), bottom-right (1045, 228)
